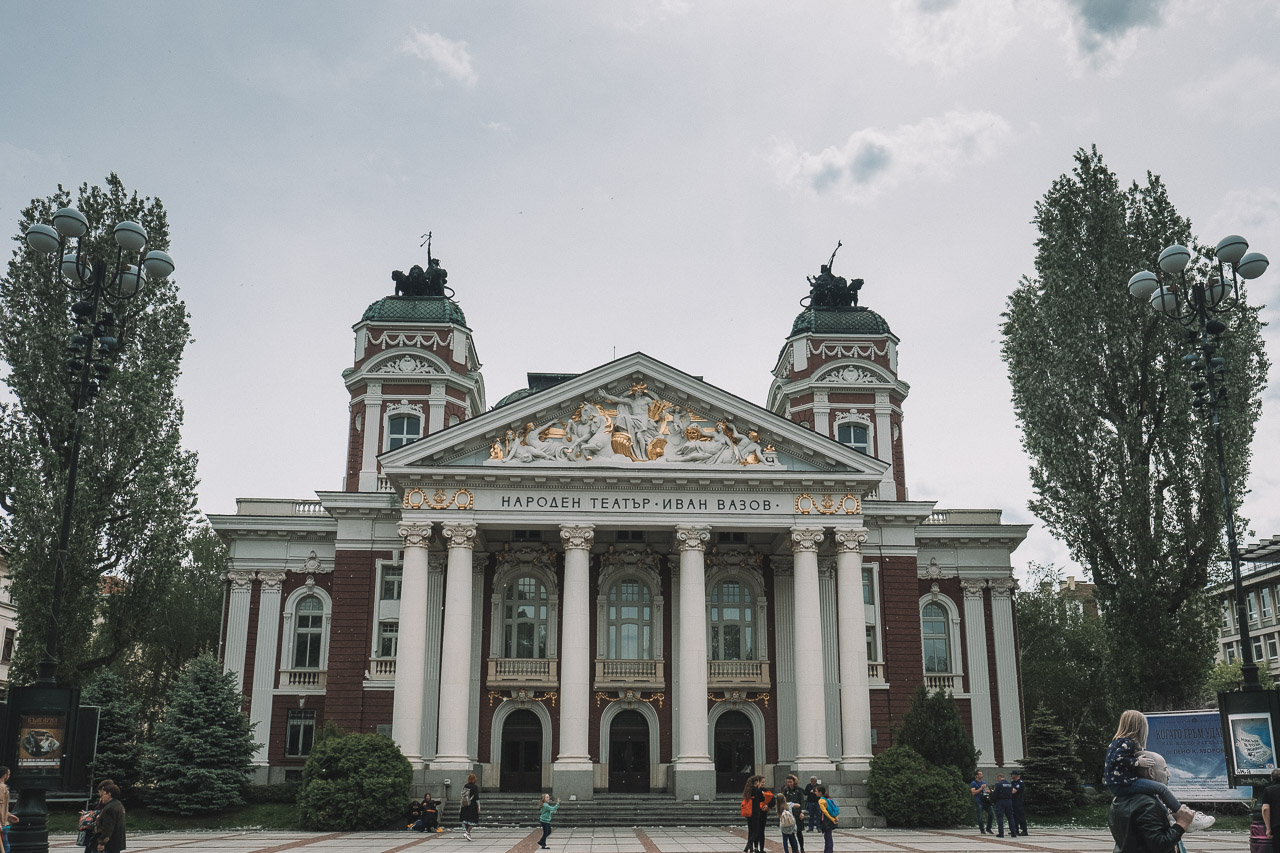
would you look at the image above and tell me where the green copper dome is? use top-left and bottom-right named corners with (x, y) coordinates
top-left (360, 295), bottom-right (468, 328)
top-left (790, 305), bottom-right (892, 337)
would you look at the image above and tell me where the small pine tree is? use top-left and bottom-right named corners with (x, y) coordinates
top-left (81, 670), bottom-right (144, 800)
top-left (1020, 704), bottom-right (1082, 815)
top-left (143, 654), bottom-right (257, 814)
top-left (897, 684), bottom-right (980, 781)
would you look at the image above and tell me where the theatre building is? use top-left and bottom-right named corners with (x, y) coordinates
top-left (210, 255), bottom-right (1030, 799)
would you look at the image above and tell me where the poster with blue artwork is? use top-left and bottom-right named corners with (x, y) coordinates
top-left (1228, 712), bottom-right (1277, 773)
top-left (1146, 711), bottom-right (1248, 802)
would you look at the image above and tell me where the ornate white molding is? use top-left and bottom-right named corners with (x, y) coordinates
top-left (560, 525), bottom-right (596, 551)
top-left (226, 571), bottom-right (256, 590)
top-left (808, 341), bottom-right (889, 359)
top-left (989, 578), bottom-right (1018, 598)
top-left (771, 555), bottom-right (794, 576)
top-left (367, 330), bottom-right (454, 349)
top-left (960, 578), bottom-right (988, 599)
top-left (790, 527), bottom-right (825, 553)
top-left (440, 522), bottom-right (478, 550)
top-left (818, 556), bottom-right (837, 579)
top-left (257, 570), bottom-right (286, 591)
top-left (675, 525), bottom-right (711, 552)
top-left (600, 546), bottom-right (662, 575)
top-left (706, 548), bottom-right (763, 573)
top-left (398, 522), bottom-right (433, 549)
top-left (819, 366), bottom-right (879, 384)
top-left (290, 549), bottom-right (331, 575)
top-left (833, 527), bottom-right (868, 554)
top-left (376, 356), bottom-right (442, 375)
top-left (495, 544), bottom-right (558, 573)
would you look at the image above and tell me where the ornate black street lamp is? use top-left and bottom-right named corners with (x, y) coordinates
top-left (1128, 235), bottom-right (1270, 787)
top-left (4, 208), bottom-right (174, 853)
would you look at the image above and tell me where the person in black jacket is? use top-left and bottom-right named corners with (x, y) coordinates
top-left (1109, 752), bottom-right (1194, 853)
top-left (92, 783), bottom-right (126, 853)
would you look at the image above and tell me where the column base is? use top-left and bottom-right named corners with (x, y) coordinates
top-left (420, 767), bottom-right (478, 801)
top-left (552, 760), bottom-right (594, 800)
top-left (837, 757), bottom-right (872, 773)
top-left (792, 757), bottom-right (836, 776)
top-left (429, 755), bottom-right (476, 773)
top-left (671, 762), bottom-right (717, 800)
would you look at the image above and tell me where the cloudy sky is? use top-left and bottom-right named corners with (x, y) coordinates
top-left (3, 0), bottom-right (1278, 579)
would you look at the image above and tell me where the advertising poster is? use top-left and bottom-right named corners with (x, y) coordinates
top-left (17, 712), bottom-right (67, 769)
top-left (1146, 711), bottom-right (1249, 802)
top-left (1227, 712), bottom-right (1277, 774)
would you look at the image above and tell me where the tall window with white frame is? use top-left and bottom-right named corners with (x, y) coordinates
top-left (387, 413), bottom-right (421, 450)
top-left (709, 580), bottom-right (753, 661)
top-left (504, 576), bottom-right (549, 658)
top-left (294, 595), bottom-right (325, 669)
top-left (837, 421), bottom-right (871, 454)
top-left (921, 603), bottom-right (950, 674)
top-left (381, 563), bottom-right (403, 601)
top-left (378, 621), bottom-right (399, 658)
top-left (607, 579), bottom-right (653, 659)
top-left (286, 709), bottom-right (316, 758)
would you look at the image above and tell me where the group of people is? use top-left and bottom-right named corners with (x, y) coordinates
top-left (968, 769), bottom-right (1026, 837)
top-left (406, 772), bottom-right (483, 840)
top-left (741, 774), bottom-right (839, 853)
top-left (76, 779), bottom-right (127, 853)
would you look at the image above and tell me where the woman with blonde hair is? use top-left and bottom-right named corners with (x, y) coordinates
top-left (1105, 710), bottom-right (1213, 831)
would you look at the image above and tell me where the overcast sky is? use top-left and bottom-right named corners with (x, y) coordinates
top-left (3, 0), bottom-right (1278, 579)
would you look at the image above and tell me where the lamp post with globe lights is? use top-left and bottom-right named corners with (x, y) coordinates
top-left (4, 208), bottom-right (174, 853)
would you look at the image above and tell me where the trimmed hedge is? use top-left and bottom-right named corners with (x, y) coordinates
top-left (868, 744), bottom-right (970, 827)
top-left (243, 782), bottom-right (300, 804)
top-left (297, 732), bottom-right (412, 830)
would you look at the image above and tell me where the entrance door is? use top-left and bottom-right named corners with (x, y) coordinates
top-left (608, 710), bottom-right (650, 792)
top-left (499, 709), bottom-right (542, 792)
top-left (714, 710), bottom-right (754, 794)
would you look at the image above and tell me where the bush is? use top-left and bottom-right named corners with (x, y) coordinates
top-left (297, 732), bottom-right (412, 830)
top-left (897, 684), bottom-right (979, 781)
top-left (1021, 704), bottom-right (1084, 815)
top-left (243, 783), bottom-right (300, 804)
top-left (868, 744), bottom-right (970, 827)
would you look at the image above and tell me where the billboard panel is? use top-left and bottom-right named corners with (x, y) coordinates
top-left (1146, 710), bottom-right (1249, 802)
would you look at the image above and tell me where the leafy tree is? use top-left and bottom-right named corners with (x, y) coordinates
top-left (897, 684), bottom-right (979, 781)
top-left (81, 669), bottom-right (143, 800)
top-left (0, 174), bottom-right (198, 684)
top-left (867, 744), bottom-right (970, 828)
top-left (297, 731), bottom-right (412, 830)
top-left (143, 654), bottom-right (256, 814)
top-left (1016, 563), bottom-right (1113, 782)
top-left (1201, 658), bottom-right (1275, 702)
top-left (1020, 704), bottom-right (1084, 815)
top-left (1001, 147), bottom-right (1268, 710)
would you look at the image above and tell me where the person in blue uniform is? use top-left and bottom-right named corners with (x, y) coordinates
top-left (1010, 771), bottom-right (1028, 836)
top-left (992, 773), bottom-right (1018, 838)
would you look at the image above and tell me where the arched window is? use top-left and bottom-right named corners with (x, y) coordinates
top-left (387, 414), bottom-right (421, 450)
top-left (837, 421), bottom-right (871, 454)
top-left (293, 594), bottom-right (325, 669)
top-left (607, 579), bottom-right (653, 660)
top-left (504, 576), bottom-right (549, 659)
top-left (710, 580), bottom-right (754, 661)
top-left (921, 602), bottom-right (950, 673)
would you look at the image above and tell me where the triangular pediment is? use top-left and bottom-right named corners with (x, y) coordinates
top-left (378, 353), bottom-right (889, 481)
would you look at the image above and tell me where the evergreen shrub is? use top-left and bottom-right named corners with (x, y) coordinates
top-left (868, 744), bottom-right (969, 827)
top-left (897, 684), bottom-right (979, 780)
top-left (243, 782), bottom-right (301, 804)
top-left (297, 732), bottom-right (412, 830)
top-left (1021, 704), bottom-right (1084, 815)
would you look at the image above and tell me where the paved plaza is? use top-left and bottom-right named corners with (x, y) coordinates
top-left (47, 826), bottom-right (1245, 852)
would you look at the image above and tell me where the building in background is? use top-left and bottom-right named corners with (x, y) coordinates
top-left (211, 253), bottom-right (1030, 799)
top-left (1214, 537), bottom-right (1280, 668)
top-left (0, 548), bottom-right (17, 691)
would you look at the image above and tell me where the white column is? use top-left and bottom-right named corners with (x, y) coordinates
top-left (392, 521), bottom-right (433, 765)
top-left (791, 527), bottom-right (833, 772)
top-left (834, 527), bottom-right (872, 770)
top-left (813, 391), bottom-right (831, 437)
top-left (428, 385), bottom-right (447, 434)
top-left (961, 579), bottom-right (996, 766)
top-left (673, 524), bottom-right (715, 797)
top-left (223, 571), bottom-right (255, 693)
top-left (555, 525), bottom-right (595, 797)
top-left (421, 552), bottom-right (447, 761)
top-left (874, 390), bottom-right (895, 497)
top-left (248, 571), bottom-right (285, 765)
top-left (990, 579), bottom-right (1025, 764)
top-left (431, 521), bottom-right (478, 769)
top-left (358, 381), bottom-right (383, 491)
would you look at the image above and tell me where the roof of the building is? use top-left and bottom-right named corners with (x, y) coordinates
top-left (493, 373), bottom-right (580, 410)
top-left (359, 295), bottom-right (469, 328)
top-left (790, 305), bottom-right (892, 337)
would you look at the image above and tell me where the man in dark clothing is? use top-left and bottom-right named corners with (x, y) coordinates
top-left (969, 771), bottom-right (994, 833)
top-left (992, 774), bottom-right (1017, 838)
top-left (1110, 791), bottom-right (1192, 852)
top-left (804, 776), bottom-right (821, 832)
top-left (92, 783), bottom-right (126, 853)
top-left (1010, 771), bottom-right (1028, 836)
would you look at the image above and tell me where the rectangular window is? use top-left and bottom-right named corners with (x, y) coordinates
top-left (1263, 588), bottom-right (1273, 620)
top-left (1227, 644), bottom-right (1237, 663)
top-left (717, 532), bottom-right (747, 544)
top-left (286, 710), bottom-right (316, 758)
top-left (866, 625), bottom-right (878, 662)
top-left (381, 565), bottom-right (403, 601)
top-left (863, 568), bottom-right (873, 604)
top-left (379, 621), bottom-right (399, 658)
top-left (1, 628), bottom-right (14, 664)
top-left (837, 422), bottom-right (871, 454)
top-left (1268, 636), bottom-right (1279, 661)
top-left (1249, 593), bottom-right (1259, 624)
top-left (1254, 637), bottom-right (1265, 663)
top-left (1222, 600), bottom-right (1233, 630)
top-left (615, 531), bottom-right (645, 542)
top-left (924, 638), bottom-right (949, 673)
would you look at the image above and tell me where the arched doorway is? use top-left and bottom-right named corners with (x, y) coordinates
top-left (500, 708), bottom-right (542, 792)
top-left (608, 709), bottom-right (650, 792)
top-left (714, 710), bottom-right (754, 793)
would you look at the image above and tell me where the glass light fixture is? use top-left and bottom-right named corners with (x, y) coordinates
top-left (113, 221), bottom-right (147, 253)
top-left (1128, 270), bottom-right (1159, 300)
top-left (25, 223), bottom-right (61, 254)
top-left (1159, 244), bottom-right (1192, 275)
top-left (1150, 285), bottom-right (1180, 317)
top-left (1216, 235), bottom-right (1249, 267)
top-left (117, 265), bottom-right (144, 297)
top-left (53, 207), bottom-right (89, 238)
top-left (1236, 253), bottom-right (1270, 280)
top-left (142, 250), bottom-right (175, 279)
top-left (1205, 277), bottom-right (1229, 307)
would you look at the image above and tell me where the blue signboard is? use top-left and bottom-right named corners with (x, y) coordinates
top-left (1146, 710), bottom-right (1249, 802)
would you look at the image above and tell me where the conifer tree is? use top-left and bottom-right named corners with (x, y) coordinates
top-left (144, 654), bottom-right (257, 814)
top-left (897, 684), bottom-right (979, 781)
top-left (81, 670), bottom-right (144, 800)
top-left (1020, 704), bottom-right (1082, 815)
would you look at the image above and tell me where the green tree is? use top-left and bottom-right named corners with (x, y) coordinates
top-left (1000, 147), bottom-right (1268, 710)
top-left (1201, 658), bottom-right (1275, 702)
top-left (143, 654), bottom-right (257, 814)
top-left (867, 744), bottom-right (970, 828)
top-left (1016, 563), bottom-right (1113, 782)
top-left (297, 731), bottom-right (412, 830)
top-left (81, 669), bottom-right (144, 800)
top-left (0, 175), bottom-right (198, 684)
top-left (1019, 704), bottom-right (1083, 815)
top-left (897, 684), bottom-right (979, 781)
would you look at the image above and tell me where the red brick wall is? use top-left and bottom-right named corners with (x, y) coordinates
top-left (880, 555), bottom-right (923, 745)
top-left (325, 549), bottom-right (389, 732)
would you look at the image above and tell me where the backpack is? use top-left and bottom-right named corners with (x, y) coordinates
top-left (460, 788), bottom-right (472, 808)
top-left (761, 790), bottom-right (775, 812)
top-left (825, 798), bottom-right (840, 817)
top-left (779, 808), bottom-right (796, 829)
top-left (740, 797), bottom-right (752, 817)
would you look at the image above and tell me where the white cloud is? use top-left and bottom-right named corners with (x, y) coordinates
top-left (1204, 188), bottom-right (1280, 246)
top-left (887, 0), bottom-right (1023, 74)
top-left (486, 121), bottom-right (512, 134)
top-left (770, 111), bottom-right (1015, 204)
top-left (1180, 56), bottom-right (1280, 125)
top-left (613, 0), bottom-right (691, 33)
top-left (400, 27), bottom-right (477, 88)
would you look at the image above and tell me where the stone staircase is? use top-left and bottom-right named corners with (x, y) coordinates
top-left (428, 793), bottom-right (884, 828)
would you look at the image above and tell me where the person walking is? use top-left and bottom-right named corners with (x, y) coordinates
top-left (804, 776), bottom-right (821, 832)
top-left (536, 794), bottom-right (560, 849)
top-left (92, 782), bottom-right (126, 853)
top-left (780, 774), bottom-right (807, 853)
top-left (1010, 770), bottom-right (1028, 836)
top-left (817, 786), bottom-right (838, 853)
top-left (1254, 767), bottom-right (1280, 850)
top-left (992, 773), bottom-right (1017, 838)
top-left (0, 766), bottom-right (17, 853)
top-left (969, 770), bottom-right (994, 834)
top-left (777, 794), bottom-right (800, 853)
top-left (459, 773), bottom-right (481, 841)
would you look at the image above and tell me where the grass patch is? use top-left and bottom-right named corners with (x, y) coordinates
top-left (48, 803), bottom-right (301, 833)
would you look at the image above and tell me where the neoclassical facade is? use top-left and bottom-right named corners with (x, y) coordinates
top-left (211, 254), bottom-right (1029, 799)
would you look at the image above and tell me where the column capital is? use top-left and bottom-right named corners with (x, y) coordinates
top-left (790, 526), bottom-right (825, 553)
top-left (675, 524), bottom-right (711, 552)
top-left (560, 524), bottom-right (596, 551)
top-left (440, 521), bottom-right (478, 550)
top-left (960, 578), bottom-right (988, 598)
top-left (398, 521), bottom-right (433, 548)
top-left (257, 570), bottom-right (287, 591)
top-left (833, 526), bottom-right (868, 553)
top-left (989, 578), bottom-right (1018, 598)
top-left (226, 570), bottom-right (257, 590)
